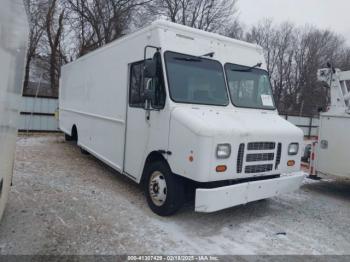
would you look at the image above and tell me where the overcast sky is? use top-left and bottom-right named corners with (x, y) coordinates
top-left (237, 0), bottom-right (350, 45)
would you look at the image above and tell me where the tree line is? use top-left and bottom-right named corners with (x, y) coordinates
top-left (24, 0), bottom-right (350, 116)
top-left (245, 20), bottom-right (350, 115)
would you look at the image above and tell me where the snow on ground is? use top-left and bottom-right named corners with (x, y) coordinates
top-left (0, 134), bottom-right (349, 255)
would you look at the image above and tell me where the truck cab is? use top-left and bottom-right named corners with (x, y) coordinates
top-left (139, 50), bottom-right (303, 214)
top-left (124, 22), bottom-right (304, 215)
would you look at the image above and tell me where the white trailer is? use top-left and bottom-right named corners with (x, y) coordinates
top-left (60, 20), bottom-right (304, 216)
top-left (314, 68), bottom-right (350, 178)
top-left (0, 0), bottom-right (29, 220)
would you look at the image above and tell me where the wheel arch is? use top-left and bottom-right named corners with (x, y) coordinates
top-left (71, 124), bottom-right (78, 142)
top-left (140, 151), bottom-right (169, 185)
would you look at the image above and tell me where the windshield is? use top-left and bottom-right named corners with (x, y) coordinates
top-left (225, 63), bottom-right (275, 110)
top-left (165, 51), bottom-right (229, 106)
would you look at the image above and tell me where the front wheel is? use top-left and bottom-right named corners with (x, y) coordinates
top-left (145, 161), bottom-right (185, 216)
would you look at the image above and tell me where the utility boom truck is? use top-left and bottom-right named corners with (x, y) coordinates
top-left (314, 67), bottom-right (350, 178)
top-left (60, 21), bottom-right (304, 216)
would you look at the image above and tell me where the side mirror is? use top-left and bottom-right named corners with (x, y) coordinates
top-left (144, 59), bottom-right (157, 78)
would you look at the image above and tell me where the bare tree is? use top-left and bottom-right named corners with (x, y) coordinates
top-left (272, 23), bottom-right (295, 110)
top-left (23, 0), bottom-right (46, 89)
top-left (66, 0), bottom-right (150, 57)
top-left (246, 19), bottom-right (279, 77)
top-left (339, 48), bottom-right (350, 70)
top-left (145, 0), bottom-right (237, 32)
top-left (294, 28), bottom-right (347, 115)
top-left (246, 19), bottom-right (350, 115)
top-left (223, 19), bottom-right (244, 40)
top-left (45, 0), bottom-right (65, 90)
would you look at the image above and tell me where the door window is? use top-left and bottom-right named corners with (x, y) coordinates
top-left (129, 61), bottom-right (145, 108)
top-left (129, 54), bottom-right (166, 109)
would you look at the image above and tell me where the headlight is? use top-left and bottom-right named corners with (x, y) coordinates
top-left (288, 143), bottom-right (299, 155)
top-left (216, 144), bottom-right (231, 159)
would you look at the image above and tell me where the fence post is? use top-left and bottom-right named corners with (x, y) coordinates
top-left (308, 117), bottom-right (313, 139)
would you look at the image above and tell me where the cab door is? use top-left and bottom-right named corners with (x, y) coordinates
top-left (123, 52), bottom-right (168, 181)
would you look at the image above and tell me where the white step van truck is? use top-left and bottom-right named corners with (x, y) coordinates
top-left (0, 0), bottom-right (29, 221)
top-left (60, 20), bottom-right (305, 216)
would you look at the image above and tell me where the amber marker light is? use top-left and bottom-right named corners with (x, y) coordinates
top-left (287, 160), bottom-right (295, 167)
top-left (216, 165), bottom-right (227, 172)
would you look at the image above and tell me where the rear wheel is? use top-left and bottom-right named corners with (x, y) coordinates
top-left (145, 161), bottom-right (185, 216)
top-left (80, 147), bottom-right (90, 155)
top-left (65, 133), bottom-right (73, 141)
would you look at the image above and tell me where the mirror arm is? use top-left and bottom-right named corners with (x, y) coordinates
top-left (144, 45), bottom-right (161, 62)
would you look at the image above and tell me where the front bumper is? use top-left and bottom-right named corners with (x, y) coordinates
top-left (195, 172), bottom-right (305, 212)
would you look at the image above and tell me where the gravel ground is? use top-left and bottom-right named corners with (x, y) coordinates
top-left (0, 134), bottom-right (349, 255)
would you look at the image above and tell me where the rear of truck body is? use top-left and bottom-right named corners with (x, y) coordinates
top-left (0, 0), bottom-right (29, 221)
top-left (316, 113), bottom-right (350, 178)
top-left (60, 20), bottom-right (304, 215)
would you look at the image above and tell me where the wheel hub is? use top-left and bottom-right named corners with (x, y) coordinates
top-left (149, 171), bottom-right (167, 207)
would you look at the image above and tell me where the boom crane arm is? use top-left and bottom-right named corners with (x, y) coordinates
top-left (317, 68), bottom-right (350, 114)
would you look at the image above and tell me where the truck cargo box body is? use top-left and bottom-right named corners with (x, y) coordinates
top-left (316, 113), bottom-right (350, 178)
top-left (315, 68), bottom-right (350, 179)
top-left (60, 21), bottom-right (304, 214)
top-left (0, 0), bottom-right (29, 220)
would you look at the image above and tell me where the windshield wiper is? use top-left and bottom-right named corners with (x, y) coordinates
top-left (231, 62), bottom-right (262, 72)
top-left (200, 52), bottom-right (215, 58)
top-left (174, 57), bottom-right (202, 62)
top-left (173, 52), bottom-right (215, 62)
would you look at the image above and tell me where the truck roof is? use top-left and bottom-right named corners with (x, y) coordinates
top-left (64, 20), bottom-right (263, 69)
top-left (151, 20), bottom-right (262, 50)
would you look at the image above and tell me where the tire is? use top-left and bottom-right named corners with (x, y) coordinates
top-left (145, 161), bottom-right (185, 216)
top-left (65, 133), bottom-right (73, 141)
top-left (80, 147), bottom-right (90, 155)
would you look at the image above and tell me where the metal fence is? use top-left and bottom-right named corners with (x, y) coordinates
top-left (19, 96), bottom-right (59, 132)
top-left (281, 114), bottom-right (319, 138)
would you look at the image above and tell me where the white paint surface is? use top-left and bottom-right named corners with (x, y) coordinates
top-left (0, 0), bottom-right (28, 221)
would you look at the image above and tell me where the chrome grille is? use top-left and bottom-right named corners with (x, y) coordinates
top-left (246, 153), bottom-right (274, 162)
top-left (248, 142), bottom-right (275, 150)
top-left (237, 143), bottom-right (245, 173)
top-left (245, 164), bottom-right (273, 174)
top-left (236, 141), bottom-right (280, 175)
